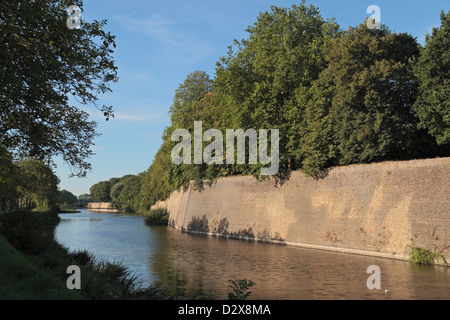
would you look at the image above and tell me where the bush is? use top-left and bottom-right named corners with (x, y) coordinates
top-left (410, 246), bottom-right (448, 266)
top-left (144, 208), bottom-right (169, 226)
top-left (0, 211), bottom-right (59, 255)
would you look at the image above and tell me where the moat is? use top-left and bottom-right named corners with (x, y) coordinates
top-left (54, 210), bottom-right (450, 300)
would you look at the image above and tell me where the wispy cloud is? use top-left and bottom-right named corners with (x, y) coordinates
top-left (113, 13), bottom-right (216, 64)
top-left (114, 13), bottom-right (176, 43)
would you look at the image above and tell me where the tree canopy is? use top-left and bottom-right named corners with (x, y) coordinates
top-left (413, 10), bottom-right (450, 146)
top-left (0, 152), bottom-right (60, 213)
top-left (215, 2), bottom-right (340, 165)
top-left (0, 0), bottom-right (118, 177)
top-left (58, 189), bottom-right (78, 206)
top-left (299, 24), bottom-right (440, 175)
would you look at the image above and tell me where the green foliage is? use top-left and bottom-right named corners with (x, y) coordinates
top-left (0, 234), bottom-right (84, 300)
top-left (300, 24), bottom-right (441, 176)
top-left (0, 145), bottom-right (19, 211)
top-left (0, 149), bottom-right (60, 213)
top-left (0, 0), bottom-right (118, 177)
top-left (215, 1), bottom-right (340, 164)
top-left (410, 246), bottom-right (448, 266)
top-left (413, 10), bottom-right (450, 146)
top-left (16, 158), bottom-right (60, 213)
top-left (227, 279), bottom-right (256, 300)
top-left (169, 71), bottom-right (213, 128)
top-left (0, 211), bottom-right (60, 255)
top-left (89, 181), bottom-right (112, 202)
top-left (143, 208), bottom-right (169, 225)
top-left (58, 189), bottom-right (78, 207)
top-left (77, 193), bottom-right (90, 208)
top-left (88, 173), bottom-right (146, 213)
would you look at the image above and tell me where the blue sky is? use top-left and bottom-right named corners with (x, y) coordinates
top-left (56, 0), bottom-right (449, 196)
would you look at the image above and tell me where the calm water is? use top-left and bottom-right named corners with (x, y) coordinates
top-left (54, 209), bottom-right (450, 300)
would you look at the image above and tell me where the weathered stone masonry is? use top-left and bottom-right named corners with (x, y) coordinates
top-left (152, 157), bottom-right (450, 262)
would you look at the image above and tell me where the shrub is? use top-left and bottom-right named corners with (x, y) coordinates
top-left (410, 246), bottom-right (448, 266)
top-left (144, 208), bottom-right (169, 226)
top-left (0, 211), bottom-right (58, 255)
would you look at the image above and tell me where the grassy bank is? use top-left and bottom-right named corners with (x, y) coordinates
top-left (0, 234), bottom-right (84, 299)
top-left (0, 211), bottom-right (174, 300)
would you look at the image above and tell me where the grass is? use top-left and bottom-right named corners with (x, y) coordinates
top-left (0, 211), bottom-right (173, 300)
top-left (143, 208), bottom-right (169, 226)
top-left (0, 234), bottom-right (84, 300)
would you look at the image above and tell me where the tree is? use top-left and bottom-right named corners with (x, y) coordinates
top-left (413, 10), bottom-right (450, 146)
top-left (0, 0), bottom-right (118, 177)
top-left (110, 182), bottom-right (125, 201)
top-left (0, 146), bottom-right (19, 211)
top-left (116, 175), bottom-right (143, 212)
top-left (16, 158), bottom-right (60, 212)
top-left (301, 24), bottom-right (437, 176)
top-left (78, 193), bottom-right (90, 207)
top-left (58, 189), bottom-right (78, 206)
top-left (168, 70), bottom-right (213, 129)
top-left (214, 1), bottom-right (340, 168)
top-left (108, 177), bottom-right (122, 187)
top-left (89, 181), bottom-right (111, 202)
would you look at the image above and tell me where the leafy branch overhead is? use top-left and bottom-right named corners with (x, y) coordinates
top-left (0, 0), bottom-right (118, 177)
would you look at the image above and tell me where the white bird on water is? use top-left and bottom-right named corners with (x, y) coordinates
top-left (385, 289), bottom-right (390, 294)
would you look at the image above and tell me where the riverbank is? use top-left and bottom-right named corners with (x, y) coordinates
top-left (0, 211), bottom-right (177, 300)
top-left (153, 157), bottom-right (450, 265)
top-left (59, 208), bottom-right (81, 214)
top-left (0, 234), bottom-right (85, 299)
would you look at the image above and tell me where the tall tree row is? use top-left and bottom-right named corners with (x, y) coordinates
top-left (133, 4), bottom-right (449, 210)
top-left (413, 11), bottom-right (450, 146)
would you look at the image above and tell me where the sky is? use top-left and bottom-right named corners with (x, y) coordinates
top-left (55, 0), bottom-right (450, 196)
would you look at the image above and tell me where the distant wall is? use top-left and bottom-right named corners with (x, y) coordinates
top-left (152, 157), bottom-right (450, 262)
top-left (87, 202), bottom-right (119, 213)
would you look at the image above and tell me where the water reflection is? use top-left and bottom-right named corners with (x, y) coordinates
top-left (55, 210), bottom-right (450, 300)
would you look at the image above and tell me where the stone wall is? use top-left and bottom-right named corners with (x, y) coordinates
top-left (152, 157), bottom-right (450, 262)
top-left (87, 202), bottom-right (119, 213)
